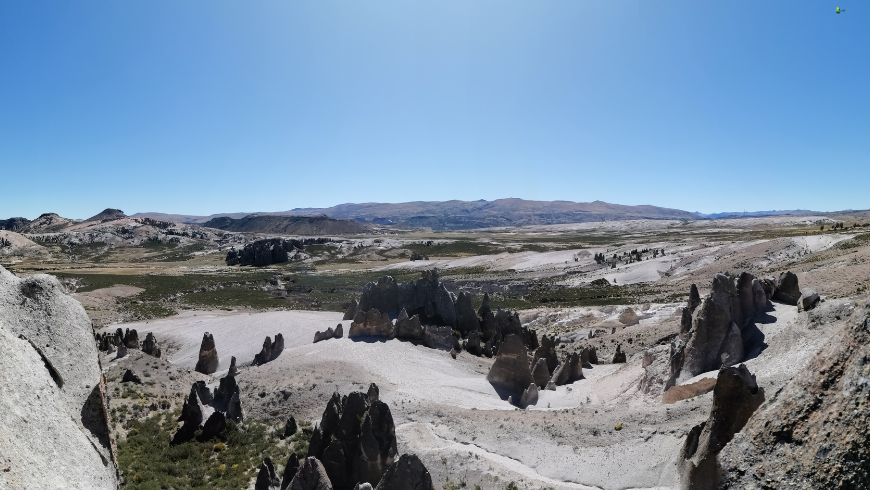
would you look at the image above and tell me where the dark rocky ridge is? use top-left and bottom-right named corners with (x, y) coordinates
top-left (0, 216), bottom-right (30, 231)
top-left (203, 214), bottom-right (367, 235)
top-left (85, 208), bottom-right (126, 222)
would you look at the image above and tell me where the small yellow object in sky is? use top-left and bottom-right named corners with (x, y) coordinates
top-left (836, 6), bottom-right (845, 14)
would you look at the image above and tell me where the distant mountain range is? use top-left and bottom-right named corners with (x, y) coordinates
top-left (201, 215), bottom-right (367, 235)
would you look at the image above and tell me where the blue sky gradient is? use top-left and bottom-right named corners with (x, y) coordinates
top-left (1, 1), bottom-right (867, 219)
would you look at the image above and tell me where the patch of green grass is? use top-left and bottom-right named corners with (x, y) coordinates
top-left (838, 233), bottom-right (870, 250)
top-left (118, 413), bottom-right (297, 490)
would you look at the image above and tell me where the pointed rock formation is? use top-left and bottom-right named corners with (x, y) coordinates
top-left (533, 335), bottom-right (558, 374)
top-left (680, 284), bottom-right (701, 338)
top-left (287, 457), bottom-right (333, 490)
top-left (455, 291), bottom-right (480, 335)
top-left (123, 328), bottom-right (139, 349)
top-left (254, 334), bottom-right (284, 365)
top-left (552, 352), bottom-right (584, 385)
top-left (194, 332), bottom-right (219, 374)
top-left (342, 299), bottom-right (358, 321)
top-left (518, 382), bottom-right (538, 408)
top-left (284, 416), bottom-right (298, 438)
top-left (395, 311), bottom-right (424, 341)
top-left (122, 369), bottom-right (142, 384)
top-left (228, 356), bottom-right (238, 375)
top-left (486, 334), bottom-right (535, 400)
top-left (142, 332), bottom-right (161, 357)
top-left (612, 345), bottom-right (627, 364)
top-left (334, 323), bottom-right (344, 338)
top-left (349, 309), bottom-right (395, 339)
top-left (532, 358), bottom-right (551, 388)
top-left (773, 270), bottom-right (801, 305)
top-left (679, 364), bottom-right (764, 489)
top-left (256, 457), bottom-right (281, 490)
top-left (281, 454), bottom-right (300, 490)
top-left (375, 454), bottom-right (435, 490)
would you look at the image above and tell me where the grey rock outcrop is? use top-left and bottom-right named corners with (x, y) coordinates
top-left (680, 284), bottom-right (702, 338)
top-left (194, 332), bottom-right (219, 374)
top-left (486, 334), bottom-right (535, 399)
top-left (454, 291), bottom-right (480, 335)
top-left (678, 364), bottom-right (764, 489)
top-left (256, 457), bottom-right (282, 490)
top-left (254, 333), bottom-right (285, 365)
top-left (307, 385), bottom-right (397, 490)
top-left (225, 237), bottom-right (304, 267)
top-left (612, 344), bottom-right (627, 364)
top-left (423, 325), bottom-right (456, 351)
top-left (228, 356), bottom-right (238, 375)
top-left (343, 299), bottom-right (359, 321)
top-left (367, 383), bottom-right (379, 402)
top-left (115, 342), bottom-right (128, 359)
top-left (0, 265), bottom-right (118, 489)
top-left (334, 323), bottom-right (344, 338)
top-left (533, 335), bottom-right (558, 374)
top-left (465, 330), bottom-right (482, 355)
top-left (284, 416), bottom-right (298, 438)
top-left (669, 272), bottom-right (772, 387)
top-left (394, 310), bottom-right (424, 341)
top-left (281, 454), bottom-right (300, 490)
top-left (773, 270), bottom-right (801, 305)
top-left (226, 391), bottom-right (244, 421)
top-left (201, 411), bottom-right (227, 440)
top-left (715, 300), bottom-right (870, 488)
top-left (142, 331), bottom-right (161, 357)
top-left (552, 352), bottom-right (584, 385)
top-left (532, 358), bottom-right (551, 388)
top-left (374, 454), bottom-right (435, 490)
top-left (287, 457), bottom-right (334, 490)
top-left (518, 382), bottom-right (538, 408)
top-left (314, 327), bottom-right (336, 344)
top-left (123, 328), bottom-right (139, 349)
top-left (349, 309), bottom-right (395, 339)
top-left (798, 288), bottom-right (820, 312)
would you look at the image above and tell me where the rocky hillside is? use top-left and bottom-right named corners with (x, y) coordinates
top-left (0, 265), bottom-right (117, 488)
top-left (201, 214), bottom-right (367, 235)
top-left (17, 212), bottom-right (74, 233)
top-left (85, 208), bottom-right (127, 222)
top-left (0, 217), bottom-right (30, 231)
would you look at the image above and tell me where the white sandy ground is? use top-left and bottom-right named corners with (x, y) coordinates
top-left (101, 297), bottom-right (844, 490)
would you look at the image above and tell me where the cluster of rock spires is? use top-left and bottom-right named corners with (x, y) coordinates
top-left (678, 364), bottom-right (765, 489)
top-left (226, 238), bottom-right (305, 266)
top-left (487, 334), bottom-right (595, 407)
top-left (96, 327), bottom-right (161, 359)
top-left (667, 270), bottom-right (820, 391)
top-left (337, 269), bottom-right (538, 356)
top-left (0, 265), bottom-right (118, 488)
top-left (253, 333), bottom-right (285, 365)
top-left (314, 323), bottom-right (344, 343)
top-left (254, 383), bottom-right (433, 490)
top-left (174, 370), bottom-right (245, 444)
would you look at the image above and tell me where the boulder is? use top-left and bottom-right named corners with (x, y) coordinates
top-left (394, 312), bottom-right (424, 341)
top-left (423, 325), bottom-right (456, 351)
top-left (342, 299), bottom-right (359, 321)
top-left (751, 278), bottom-right (767, 314)
top-left (122, 369), bottom-right (142, 384)
top-left (256, 457), bottom-right (281, 490)
top-left (773, 271), bottom-right (801, 305)
top-left (545, 380), bottom-right (556, 391)
top-left (486, 334), bottom-right (535, 399)
top-left (374, 454), bottom-right (435, 490)
top-left (334, 323), bottom-right (344, 338)
top-left (612, 345), bottom-right (627, 364)
top-left (798, 288), bottom-right (820, 312)
top-left (281, 454), bottom-right (301, 490)
top-left (532, 358), bottom-right (551, 388)
top-left (551, 352), bottom-right (584, 385)
top-left (518, 382), bottom-right (538, 408)
top-left (588, 347), bottom-right (598, 364)
top-left (194, 332), bottom-right (219, 374)
top-left (679, 364), bottom-right (764, 489)
top-left (287, 457), bottom-right (333, 490)
top-left (142, 332), bottom-right (160, 357)
top-left (760, 276), bottom-right (777, 299)
top-left (349, 309), bottom-right (395, 339)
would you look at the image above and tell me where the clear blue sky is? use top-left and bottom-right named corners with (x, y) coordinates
top-left (1, 1), bottom-right (867, 219)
